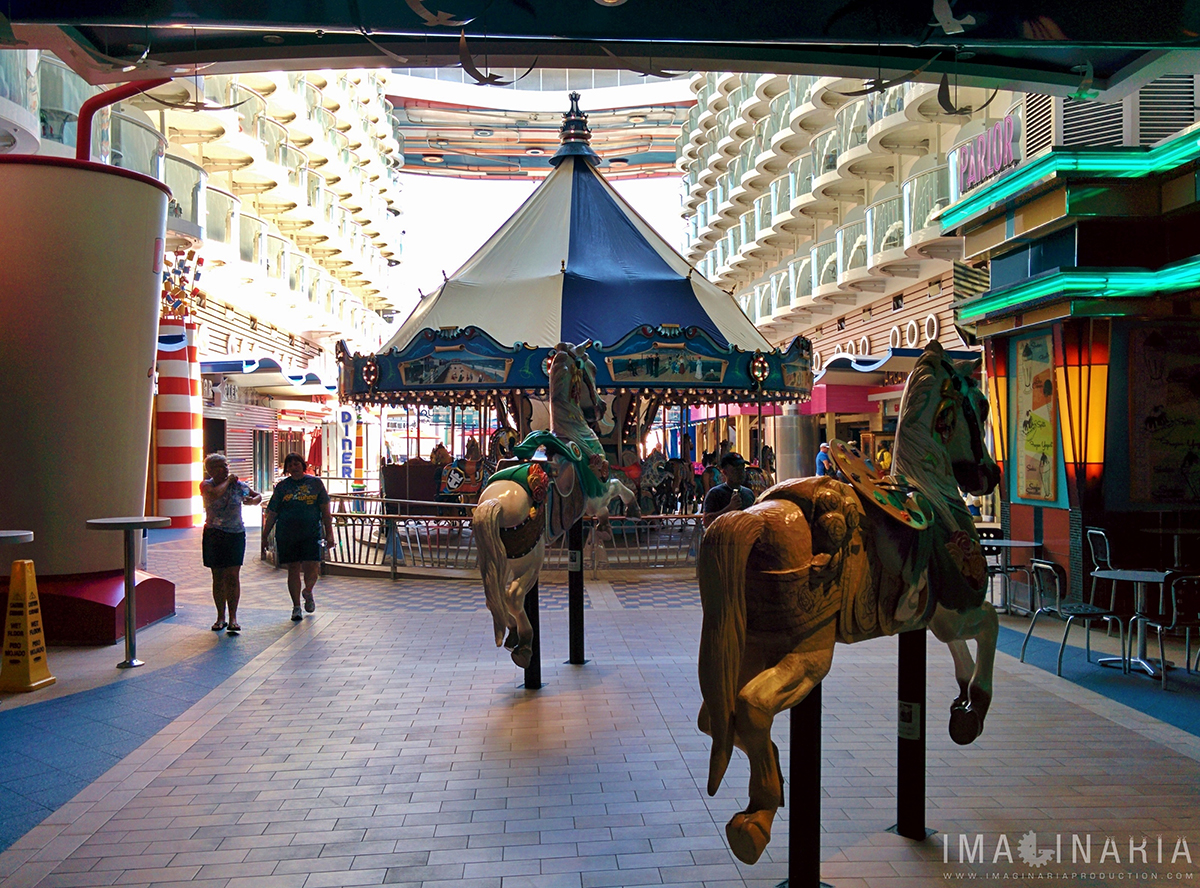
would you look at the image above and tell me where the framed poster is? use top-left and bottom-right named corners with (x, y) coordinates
top-left (1014, 334), bottom-right (1057, 501)
top-left (1128, 325), bottom-right (1200, 504)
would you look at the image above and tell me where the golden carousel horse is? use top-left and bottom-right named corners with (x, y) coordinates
top-left (472, 342), bottom-right (639, 668)
top-left (697, 341), bottom-right (1000, 865)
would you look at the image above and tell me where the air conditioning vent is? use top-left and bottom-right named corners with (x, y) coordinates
top-left (1139, 74), bottom-right (1197, 145)
top-left (1062, 98), bottom-right (1124, 146)
top-left (1025, 93), bottom-right (1054, 156)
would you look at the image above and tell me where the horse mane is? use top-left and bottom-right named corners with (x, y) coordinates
top-left (891, 346), bottom-right (974, 533)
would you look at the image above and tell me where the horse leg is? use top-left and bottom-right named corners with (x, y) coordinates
top-left (727, 634), bottom-right (835, 865)
top-left (504, 540), bottom-right (545, 669)
top-left (929, 602), bottom-right (998, 745)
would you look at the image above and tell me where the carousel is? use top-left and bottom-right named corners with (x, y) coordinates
top-left (338, 93), bottom-right (812, 514)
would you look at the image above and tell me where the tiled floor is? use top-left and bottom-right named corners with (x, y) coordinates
top-left (1, 531), bottom-right (1200, 887)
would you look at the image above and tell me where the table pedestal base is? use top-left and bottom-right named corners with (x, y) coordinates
top-left (116, 658), bottom-right (144, 669)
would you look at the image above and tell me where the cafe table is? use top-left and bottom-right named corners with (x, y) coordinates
top-left (86, 516), bottom-right (170, 668)
top-left (1093, 567), bottom-right (1172, 677)
top-left (984, 540), bottom-right (1042, 614)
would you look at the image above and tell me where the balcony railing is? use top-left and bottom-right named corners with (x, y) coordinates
top-left (812, 238), bottom-right (838, 288)
top-left (38, 54), bottom-right (95, 148)
top-left (755, 193), bottom-right (771, 232)
top-left (266, 233), bottom-right (288, 282)
top-left (0, 49), bottom-right (36, 114)
top-left (239, 213), bottom-right (267, 267)
top-left (164, 154), bottom-right (207, 229)
top-left (867, 84), bottom-right (905, 125)
top-left (791, 255), bottom-right (813, 301)
top-left (836, 99), bottom-right (868, 156)
top-left (771, 172), bottom-right (791, 217)
top-left (788, 75), bottom-right (818, 110)
top-left (104, 111), bottom-right (167, 180)
top-left (903, 165), bottom-right (951, 236)
top-left (811, 129), bottom-right (839, 177)
top-left (772, 268), bottom-right (791, 311)
top-left (205, 187), bottom-right (240, 246)
top-left (866, 194), bottom-right (904, 257)
top-left (837, 219), bottom-right (868, 276)
top-left (789, 153), bottom-right (815, 202)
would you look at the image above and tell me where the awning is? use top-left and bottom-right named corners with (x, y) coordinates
top-left (201, 356), bottom-right (337, 398)
top-left (814, 347), bottom-right (979, 386)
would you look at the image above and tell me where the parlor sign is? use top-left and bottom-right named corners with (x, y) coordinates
top-left (949, 112), bottom-right (1022, 202)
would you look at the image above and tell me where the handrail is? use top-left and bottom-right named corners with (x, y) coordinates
top-left (76, 78), bottom-right (171, 161)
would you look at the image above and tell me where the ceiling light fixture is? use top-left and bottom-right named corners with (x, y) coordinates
top-left (627, 114), bottom-right (646, 124)
top-left (609, 158), bottom-right (630, 167)
top-left (594, 0), bottom-right (627, 6)
top-left (263, 34), bottom-right (284, 44)
top-left (474, 128), bottom-right (494, 137)
top-left (525, 147), bottom-right (545, 156)
top-left (422, 154), bottom-right (445, 163)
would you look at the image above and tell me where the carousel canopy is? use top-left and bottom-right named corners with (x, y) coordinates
top-left (341, 94), bottom-right (811, 406)
top-left (383, 97), bottom-right (769, 354)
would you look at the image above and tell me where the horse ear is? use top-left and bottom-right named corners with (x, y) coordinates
top-left (925, 340), bottom-right (946, 357)
top-left (579, 339), bottom-right (593, 352)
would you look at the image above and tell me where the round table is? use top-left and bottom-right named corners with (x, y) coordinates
top-left (86, 517), bottom-right (170, 668)
top-left (0, 531), bottom-right (33, 544)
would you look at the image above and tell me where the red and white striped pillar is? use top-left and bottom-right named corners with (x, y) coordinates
top-left (155, 318), bottom-right (203, 527)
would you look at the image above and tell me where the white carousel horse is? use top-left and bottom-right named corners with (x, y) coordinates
top-left (472, 341), bottom-right (638, 668)
top-left (697, 341), bottom-right (1001, 865)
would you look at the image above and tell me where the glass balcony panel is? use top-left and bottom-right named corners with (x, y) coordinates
top-left (164, 154), bottom-right (206, 227)
top-left (279, 143), bottom-right (306, 186)
top-left (230, 83), bottom-right (265, 135)
top-left (867, 84), bottom-right (905, 125)
top-left (205, 188), bottom-right (239, 245)
top-left (756, 194), bottom-right (770, 231)
top-left (768, 92), bottom-right (790, 138)
top-left (769, 175), bottom-right (788, 217)
top-left (286, 248), bottom-right (304, 292)
top-left (258, 115), bottom-right (286, 164)
top-left (791, 152), bottom-right (814, 199)
top-left (39, 55), bottom-right (95, 148)
top-left (836, 99), bottom-right (868, 156)
top-left (811, 130), bottom-right (838, 177)
top-left (107, 112), bottom-right (166, 180)
top-left (202, 74), bottom-right (232, 107)
top-left (903, 165), bottom-right (951, 235)
top-left (791, 256), bottom-right (813, 300)
top-left (812, 238), bottom-right (838, 286)
top-left (867, 195), bottom-right (904, 256)
top-left (758, 283), bottom-right (773, 320)
top-left (838, 220), bottom-right (868, 275)
top-left (773, 269), bottom-right (791, 310)
top-left (239, 214), bottom-right (266, 266)
top-left (266, 234), bottom-right (287, 280)
top-left (789, 75), bottom-right (817, 109)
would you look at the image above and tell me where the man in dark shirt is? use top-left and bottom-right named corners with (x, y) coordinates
top-left (702, 452), bottom-right (756, 527)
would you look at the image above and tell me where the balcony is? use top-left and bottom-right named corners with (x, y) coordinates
top-left (103, 111), bottom-right (167, 181)
top-left (866, 84), bottom-right (931, 156)
top-left (903, 164), bottom-right (961, 261)
top-left (36, 54), bottom-right (97, 153)
top-left (905, 80), bottom-right (998, 124)
top-left (787, 74), bottom-right (835, 138)
top-left (865, 191), bottom-right (919, 278)
top-left (204, 187), bottom-right (241, 259)
top-left (836, 98), bottom-right (894, 182)
top-left (811, 237), bottom-right (840, 300)
top-left (809, 127), bottom-right (863, 204)
top-left (836, 215), bottom-right (877, 291)
top-left (0, 50), bottom-right (40, 152)
top-left (164, 154), bottom-right (207, 250)
top-left (767, 89), bottom-right (808, 159)
top-left (195, 78), bottom-right (266, 174)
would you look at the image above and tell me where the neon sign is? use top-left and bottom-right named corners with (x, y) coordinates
top-left (949, 113), bottom-right (1022, 202)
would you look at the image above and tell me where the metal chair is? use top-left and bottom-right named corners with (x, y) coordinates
top-left (1135, 572), bottom-right (1200, 690)
top-left (1021, 558), bottom-right (1126, 676)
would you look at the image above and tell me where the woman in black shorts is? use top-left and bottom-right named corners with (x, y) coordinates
top-left (261, 453), bottom-right (335, 621)
top-left (201, 453), bottom-right (262, 634)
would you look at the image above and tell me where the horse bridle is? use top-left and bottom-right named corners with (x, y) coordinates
top-left (937, 360), bottom-right (987, 468)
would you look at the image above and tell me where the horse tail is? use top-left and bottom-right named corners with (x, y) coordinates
top-left (472, 498), bottom-right (510, 647)
top-left (697, 509), bottom-right (763, 797)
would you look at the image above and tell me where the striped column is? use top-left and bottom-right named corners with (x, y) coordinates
top-left (156, 318), bottom-right (203, 527)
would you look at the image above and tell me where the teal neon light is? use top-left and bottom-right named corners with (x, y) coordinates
top-left (940, 129), bottom-right (1200, 229)
top-left (956, 254), bottom-right (1200, 322)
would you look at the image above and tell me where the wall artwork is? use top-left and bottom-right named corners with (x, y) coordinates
top-left (1129, 325), bottom-right (1200, 504)
top-left (1015, 334), bottom-right (1057, 501)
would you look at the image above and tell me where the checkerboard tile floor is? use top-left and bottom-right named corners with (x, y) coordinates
top-left (1, 530), bottom-right (1200, 887)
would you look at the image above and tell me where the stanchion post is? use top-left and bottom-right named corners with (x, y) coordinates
top-left (523, 581), bottom-right (542, 689)
top-left (567, 518), bottom-right (586, 665)
top-left (784, 683), bottom-right (831, 888)
top-left (893, 628), bottom-right (932, 840)
top-left (120, 527), bottom-right (141, 668)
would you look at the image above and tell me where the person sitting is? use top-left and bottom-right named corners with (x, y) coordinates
top-left (702, 452), bottom-right (755, 527)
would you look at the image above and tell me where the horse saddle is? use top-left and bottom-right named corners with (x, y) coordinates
top-left (827, 439), bottom-right (931, 531)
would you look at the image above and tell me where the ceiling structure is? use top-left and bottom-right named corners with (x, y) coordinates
top-left (386, 73), bottom-right (690, 178)
top-left (9, 1), bottom-right (1200, 101)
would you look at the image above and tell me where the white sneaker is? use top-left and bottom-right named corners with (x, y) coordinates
top-left (291, 606), bottom-right (302, 621)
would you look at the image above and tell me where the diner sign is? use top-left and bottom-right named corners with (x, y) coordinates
top-left (949, 113), bottom-right (1022, 202)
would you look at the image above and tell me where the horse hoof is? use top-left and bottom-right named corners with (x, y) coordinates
top-left (511, 645), bottom-right (532, 669)
top-left (726, 811), bottom-right (772, 865)
top-left (503, 629), bottom-right (519, 651)
top-left (949, 702), bottom-right (983, 746)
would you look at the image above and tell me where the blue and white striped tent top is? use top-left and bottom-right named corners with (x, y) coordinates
top-left (384, 154), bottom-right (772, 353)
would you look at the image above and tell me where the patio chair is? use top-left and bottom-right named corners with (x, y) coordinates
top-left (1087, 526), bottom-right (1135, 638)
top-left (1021, 558), bottom-right (1126, 676)
top-left (1136, 572), bottom-right (1200, 691)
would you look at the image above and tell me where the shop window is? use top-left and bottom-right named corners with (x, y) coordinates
top-left (892, 294), bottom-right (904, 311)
top-left (836, 317), bottom-right (846, 331)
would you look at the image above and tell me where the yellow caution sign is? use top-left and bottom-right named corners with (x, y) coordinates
top-left (0, 560), bottom-right (56, 692)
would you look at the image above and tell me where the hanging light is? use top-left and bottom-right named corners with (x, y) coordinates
top-left (982, 338), bottom-right (1009, 479)
top-left (1054, 319), bottom-right (1110, 508)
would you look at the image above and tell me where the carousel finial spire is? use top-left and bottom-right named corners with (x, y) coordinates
top-left (550, 91), bottom-right (601, 167)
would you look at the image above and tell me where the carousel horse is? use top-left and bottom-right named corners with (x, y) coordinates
top-left (486, 425), bottom-right (520, 473)
top-left (473, 342), bottom-right (639, 668)
top-left (436, 437), bottom-right (488, 502)
top-left (697, 341), bottom-right (1000, 866)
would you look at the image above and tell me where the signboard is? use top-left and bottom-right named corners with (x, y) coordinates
top-left (1129, 324), bottom-right (1200, 504)
top-left (949, 109), bottom-right (1023, 203)
top-left (1014, 334), bottom-right (1057, 501)
top-left (337, 408), bottom-right (355, 479)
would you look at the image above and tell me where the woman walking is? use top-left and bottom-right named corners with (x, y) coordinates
top-left (200, 453), bottom-right (262, 634)
top-left (262, 453), bottom-right (335, 621)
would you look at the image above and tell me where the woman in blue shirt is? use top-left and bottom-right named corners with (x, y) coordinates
top-left (262, 453), bottom-right (336, 622)
top-left (201, 453), bottom-right (262, 634)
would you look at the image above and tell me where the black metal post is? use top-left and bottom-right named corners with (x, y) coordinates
top-left (784, 683), bottom-right (829, 888)
top-left (523, 581), bottom-right (542, 689)
top-left (894, 628), bottom-right (930, 840)
top-left (567, 519), bottom-right (586, 665)
top-left (118, 528), bottom-right (142, 669)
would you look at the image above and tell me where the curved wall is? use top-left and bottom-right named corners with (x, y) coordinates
top-left (0, 159), bottom-right (167, 575)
